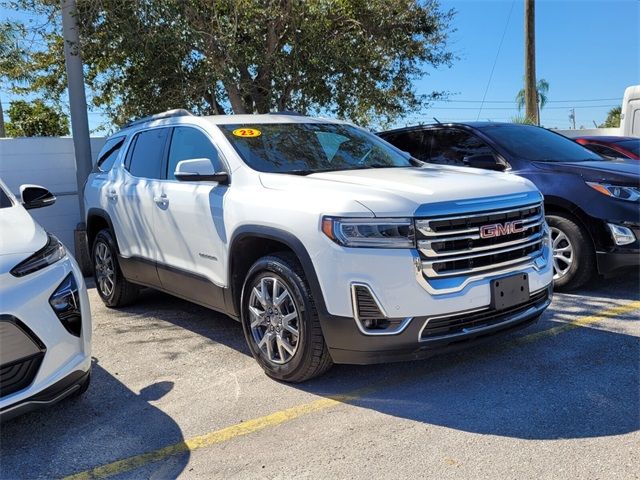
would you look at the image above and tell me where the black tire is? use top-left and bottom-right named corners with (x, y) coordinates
top-left (547, 214), bottom-right (596, 291)
top-left (240, 252), bottom-right (333, 383)
top-left (92, 229), bottom-right (139, 307)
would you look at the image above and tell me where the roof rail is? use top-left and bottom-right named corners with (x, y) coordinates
top-left (267, 111), bottom-right (304, 116)
top-left (123, 109), bottom-right (193, 129)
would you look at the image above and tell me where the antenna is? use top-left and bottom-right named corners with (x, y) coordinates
top-left (433, 117), bottom-right (442, 124)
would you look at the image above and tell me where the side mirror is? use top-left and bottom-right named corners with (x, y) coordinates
top-left (463, 154), bottom-right (506, 172)
top-left (174, 158), bottom-right (229, 184)
top-left (20, 184), bottom-right (56, 210)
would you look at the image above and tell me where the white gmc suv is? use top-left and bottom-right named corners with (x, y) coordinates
top-left (84, 110), bottom-right (553, 382)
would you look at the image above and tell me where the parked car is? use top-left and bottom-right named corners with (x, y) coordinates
top-left (574, 136), bottom-right (640, 160)
top-left (83, 110), bottom-right (553, 382)
top-left (0, 180), bottom-right (91, 420)
top-left (379, 122), bottom-right (640, 290)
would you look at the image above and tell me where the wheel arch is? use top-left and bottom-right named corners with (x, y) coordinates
top-left (86, 208), bottom-right (119, 253)
top-left (227, 226), bottom-right (327, 319)
top-left (543, 196), bottom-right (602, 249)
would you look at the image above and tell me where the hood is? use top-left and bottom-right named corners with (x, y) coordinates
top-left (532, 159), bottom-right (640, 185)
top-left (260, 166), bottom-right (539, 216)
top-left (0, 204), bottom-right (47, 260)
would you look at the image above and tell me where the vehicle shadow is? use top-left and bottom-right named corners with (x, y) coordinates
top-left (576, 270), bottom-right (640, 301)
top-left (95, 274), bottom-right (639, 443)
top-left (0, 359), bottom-right (189, 479)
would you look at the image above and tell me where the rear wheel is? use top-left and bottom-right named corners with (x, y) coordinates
top-left (92, 229), bottom-right (139, 307)
top-left (241, 253), bottom-right (332, 382)
top-left (547, 214), bottom-right (595, 291)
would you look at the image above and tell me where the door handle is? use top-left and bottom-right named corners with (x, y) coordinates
top-left (107, 189), bottom-right (117, 200)
top-left (153, 193), bottom-right (169, 206)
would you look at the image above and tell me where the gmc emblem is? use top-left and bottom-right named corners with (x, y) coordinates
top-left (479, 220), bottom-right (525, 239)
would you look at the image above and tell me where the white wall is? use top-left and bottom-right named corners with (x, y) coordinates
top-left (0, 137), bottom-right (106, 250)
top-left (554, 128), bottom-right (621, 138)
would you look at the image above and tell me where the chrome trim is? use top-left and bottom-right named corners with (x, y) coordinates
top-left (422, 238), bottom-right (544, 278)
top-left (416, 203), bottom-right (542, 237)
top-left (419, 229), bottom-right (544, 258)
top-left (350, 283), bottom-right (413, 336)
top-left (417, 287), bottom-right (551, 343)
top-left (411, 245), bottom-right (550, 296)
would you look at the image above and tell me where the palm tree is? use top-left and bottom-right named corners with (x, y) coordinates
top-left (516, 78), bottom-right (549, 125)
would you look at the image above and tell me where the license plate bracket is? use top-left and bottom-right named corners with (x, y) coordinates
top-left (490, 273), bottom-right (530, 311)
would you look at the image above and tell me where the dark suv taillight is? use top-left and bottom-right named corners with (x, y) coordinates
top-left (49, 273), bottom-right (82, 336)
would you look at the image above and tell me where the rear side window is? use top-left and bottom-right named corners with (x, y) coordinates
top-left (167, 127), bottom-right (222, 180)
top-left (381, 130), bottom-right (428, 161)
top-left (126, 128), bottom-right (169, 179)
top-left (96, 137), bottom-right (125, 172)
top-left (584, 143), bottom-right (620, 159)
top-left (429, 129), bottom-right (494, 166)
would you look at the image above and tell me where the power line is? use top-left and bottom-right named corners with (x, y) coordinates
top-left (477, 0), bottom-right (515, 120)
top-left (435, 97), bottom-right (622, 104)
top-left (430, 104), bottom-right (618, 110)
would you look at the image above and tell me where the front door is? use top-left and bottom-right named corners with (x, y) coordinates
top-left (152, 126), bottom-right (229, 309)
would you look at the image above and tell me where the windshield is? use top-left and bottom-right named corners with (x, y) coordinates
top-left (481, 125), bottom-right (604, 162)
top-left (616, 139), bottom-right (640, 156)
top-left (0, 186), bottom-right (12, 209)
top-left (219, 122), bottom-right (414, 174)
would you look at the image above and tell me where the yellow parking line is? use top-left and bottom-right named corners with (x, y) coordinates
top-left (62, 299), bottom-right (640, 480)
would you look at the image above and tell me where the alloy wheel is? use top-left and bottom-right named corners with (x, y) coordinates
top-left (550, 226), bottom-right (574, 280)
top-left (94, 241), bottom-right (115, 297)
top-left (248, 276), bottom-right (300, 365)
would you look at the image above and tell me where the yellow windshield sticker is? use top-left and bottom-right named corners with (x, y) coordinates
top-left (232, 128), bottom-right (261, 138)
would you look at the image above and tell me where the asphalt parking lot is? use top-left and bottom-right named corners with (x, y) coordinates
top-left (1, 272), bottom-right (638, 480)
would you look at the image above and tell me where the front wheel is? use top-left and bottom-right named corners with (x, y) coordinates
top-left (547, 214), bottom-right (595, 291)
top-left (240, 253), bottom-right (332, 382)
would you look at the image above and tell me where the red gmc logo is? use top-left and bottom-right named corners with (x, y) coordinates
top-left (479, 220), bottom-right (525, 239)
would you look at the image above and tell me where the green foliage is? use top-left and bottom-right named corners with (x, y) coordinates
top-left (516, 78), bottom-right (549, 111)
top-left (5, 99), bottom-right (69, 137)
top-left (9, 0), bottom-right (454, 127)
top-left (599, 106), bottom-right (621, 128)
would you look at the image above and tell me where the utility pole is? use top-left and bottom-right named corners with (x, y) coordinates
top-left (61, 0), bottom-right (93, 273)
top-left (569, 108), bottom-right (576, 129)
top-left (524, 0), bottom-right (538, 125)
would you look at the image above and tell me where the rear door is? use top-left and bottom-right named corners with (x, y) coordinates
top-left (152, 126), bottom-right (229, 309)
top-left (109, 127), bottom-right (170, 284)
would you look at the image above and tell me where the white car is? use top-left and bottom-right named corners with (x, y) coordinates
top-left (0, 180), bottom-right (91, 420)
top-left (84, 110), bottom-right (553, 382)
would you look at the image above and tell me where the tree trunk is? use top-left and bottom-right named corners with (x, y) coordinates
top-left (225, 83), bottom-right (248, 114)
top-left (0, 98), bottom-right (5, 137)
top-left (524, 0), bottom-right (538, 125)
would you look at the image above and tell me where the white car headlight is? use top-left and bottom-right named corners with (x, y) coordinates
top-left (586, 182), bottom-right (640, 202)
top-left (10, 234), bottom-right (66, 277)
top-left (322, 217), bottom-right (415, 248)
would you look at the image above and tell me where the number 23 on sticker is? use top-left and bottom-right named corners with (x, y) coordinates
top-left (232, 128), bottom-right (261, 138)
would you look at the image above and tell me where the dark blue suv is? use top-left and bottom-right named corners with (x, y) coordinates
top-left (379, 123), bottom-right (640, 290)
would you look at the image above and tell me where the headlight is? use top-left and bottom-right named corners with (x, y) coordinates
top-left (322, 217), bottom-right (414, 248)
top-left (10, 234), bottom-right (66, 277)
top-left (586, 182), bottom-right (640, 202)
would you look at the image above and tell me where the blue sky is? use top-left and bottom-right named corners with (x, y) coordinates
top-left (1, 0), bottom-right (638, 133)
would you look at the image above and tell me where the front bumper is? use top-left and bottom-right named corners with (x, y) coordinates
top-left (0, 254), bottom-right (92, 420)
top-left (321, 284), bottom-right (552, 364)
top-left (596, 222), bottom-right (640, 276)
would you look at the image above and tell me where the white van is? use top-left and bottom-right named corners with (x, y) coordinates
top-left (621, 85), bottom-right (640, 137)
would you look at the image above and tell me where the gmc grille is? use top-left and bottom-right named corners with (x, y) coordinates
top-left (416, 202), bottom-right (545, 278)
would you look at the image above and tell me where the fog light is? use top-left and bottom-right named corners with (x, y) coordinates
top-left (49, 273), bottom-right (82, 336)
top-left (607, 223), bottom-right (636, 246)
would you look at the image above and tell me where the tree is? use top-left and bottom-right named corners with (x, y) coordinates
top-left (599, 106), bottom-right (621, 128)
top-left (5, 99), bottom-right (69, 137)
top-left (0, 21), bottom-right (30, 137)
top-left (516, 78), bottom-right (549, 125)
top-left (11, 0), bottom-right (454, 127)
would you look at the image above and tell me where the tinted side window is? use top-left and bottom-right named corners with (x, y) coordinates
top-left (127, 128), bottom-right (169, 179)
top-left (429, 129), bottom-right (494, 166)
top-left (584, 144), bottom-right (620, 158)
top-left (96, 137), bottom-right (125, 172)
top-left (382, 130), bottom-right (427, 161)
top-left (167, 127), bottom-right (221, 180)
